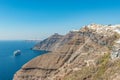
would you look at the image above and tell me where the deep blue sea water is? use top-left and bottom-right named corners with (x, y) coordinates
top-left (0, 40), bottom-right (45, 80)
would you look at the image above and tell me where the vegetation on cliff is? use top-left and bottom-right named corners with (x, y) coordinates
top-left (14, 24), bottom-right (120, 80)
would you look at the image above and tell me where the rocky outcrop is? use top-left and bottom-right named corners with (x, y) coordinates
top-left (33, 33), bottom-right (64, 51)
top-left (14, 24), bottom-right (120, 80)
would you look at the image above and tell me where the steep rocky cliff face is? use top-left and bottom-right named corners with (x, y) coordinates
top-left (33, 33), bottom-right (64, 51)
top-left (14, 24), bottom-right (120, 80)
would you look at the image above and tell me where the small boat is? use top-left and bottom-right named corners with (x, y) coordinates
top-left (14, 50), bottom-right (21, 56)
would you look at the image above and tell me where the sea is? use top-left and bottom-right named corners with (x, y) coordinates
top-left (0, 40), bottom-right (46, 80)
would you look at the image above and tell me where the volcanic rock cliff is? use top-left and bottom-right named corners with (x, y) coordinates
top-left (14, 24), bottom-right (120, 80)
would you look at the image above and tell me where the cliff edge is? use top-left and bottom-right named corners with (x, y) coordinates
top-left (14, 24), bottom-right (120, 80)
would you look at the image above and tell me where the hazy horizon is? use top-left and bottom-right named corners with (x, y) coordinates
top-left (0, 0), bottom-right (120, 40)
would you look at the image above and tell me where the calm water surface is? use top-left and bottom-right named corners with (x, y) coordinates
top-left (0, 40), bottom-right (45, 80)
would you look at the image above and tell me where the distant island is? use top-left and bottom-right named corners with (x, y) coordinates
top-left (24, 40), bottom-right (41, 43)
top-left (14, 24), bottom-right (120, 80)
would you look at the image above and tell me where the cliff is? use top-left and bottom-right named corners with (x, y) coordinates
top-left (14, 24), bottom-right (120, 80)
top-left (33, 33), bottom-right (64, 51)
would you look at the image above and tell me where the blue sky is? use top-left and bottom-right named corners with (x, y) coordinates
top-left (0, 0), bottom-right (120, 40)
